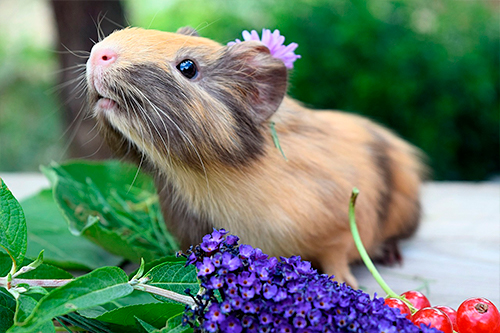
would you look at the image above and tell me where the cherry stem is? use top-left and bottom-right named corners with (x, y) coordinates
top-left (349, 188), bottom-right (416, 312)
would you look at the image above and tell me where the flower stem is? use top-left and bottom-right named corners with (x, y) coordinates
top-left (1, 277), bottom-right (195, 307)
top-left (270, 121), bottom-right (288, 161)
top-left (0, 277), bottom-right (72, 288)
top-left (133, 283), bottom-right (196, 307)
top-left (349, 188), bottom-right (398, 298)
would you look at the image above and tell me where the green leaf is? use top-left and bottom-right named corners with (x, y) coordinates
top-left (144, 261), bottom-right (199, 298)
top-left (129, 256), bottom-right (186, 280)
top-left (132, 258), bottom-right (146, 281)
top-left (0, 252), bottom-right (72, 280)
top-left (162, 313), bottom-right (193, 333)
top-left (0, 304), bottom-right (15, 333)
top-left (15, 295), bottom-right (55, 333)
top-left (135, 317), bottom-right (158, 333)
top-left (77, 290), bottom-right (160, 319)
top-left (21, 189), bottom-right (122, 270)
top-left (60, 312), bottom-right (114, 333)
top-left (7, 267), bottom-right (133, 333)
top-left (0, 288), bottom-right (16, 333)
top-left (0, 179), bottom-right (27, 273)
top-left (0, 288), bottom-right (16, 310)
top-left (94, 303), bottom-right (185, 328)
top-left (41, 161), bottom-right (179, 263)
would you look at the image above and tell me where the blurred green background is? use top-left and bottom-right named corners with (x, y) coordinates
top-left (0, 0), bottom-right (498, 180)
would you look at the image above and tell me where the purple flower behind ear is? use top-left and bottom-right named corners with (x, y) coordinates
top-left (228, 28), bottom-right (301, 69)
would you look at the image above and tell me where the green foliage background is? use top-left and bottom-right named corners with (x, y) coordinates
top-left (1, 0), bottom-right (499, 180)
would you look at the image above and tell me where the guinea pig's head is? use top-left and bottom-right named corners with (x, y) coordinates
top-left (86, 27), bottom-right (288, 171)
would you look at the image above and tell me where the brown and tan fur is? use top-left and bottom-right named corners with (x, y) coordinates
top-left (86, 27), bottom-right (425, 287)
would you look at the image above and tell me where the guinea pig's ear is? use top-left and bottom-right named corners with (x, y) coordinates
top-left (220, 41), bottom-right (288, 123)
top-left (176, 26), bottom-right (199, 37)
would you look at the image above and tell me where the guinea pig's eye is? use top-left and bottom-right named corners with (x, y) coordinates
top-left (176, 59), bottom-right (198, 79)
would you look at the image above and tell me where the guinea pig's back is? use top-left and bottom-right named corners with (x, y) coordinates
top-left (270, 99), bottom-right (424, 254)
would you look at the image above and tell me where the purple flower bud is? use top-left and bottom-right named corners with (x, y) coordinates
top-left (230, 296), bottom-right (243, 310)
top-left (225, 234), bottom-right (239, 246)
top-left (237, 271), bottom-right (256, 287)
top-left (186, 251), bottom-right (197, 265)
top-left (201, 320), bottom-right (218, 332)
top-left (239, 244), bottom-right (255, 258)
top-left (225, 272), bottom-right (237, 286)
top-left (223, 254), bottom-right (242, 271)
top-left (220, 300), bottom-right (232, 314)
top-left (196, 257), bottom-right (215, 276)
top-left (241, 315), bottom-right (254, 328)
top-left (259, 312), bottom-right (274, 326)
top-left (262, 283), bottom-right (278, 299)
top-left (205, 303), bottom-right (225, 323)
top-left (293, 316), bottom-right (307, 329)
top-left (212, 252), bottom-right (223, 267)
top-left (254, 248), bottom-right (269, 260)
top-left (277, 323), bottom-right (293, 333)
top-left (201, 240), bottom-right (219, 253)
top-left (209, 275), bottom-right (224, 289)
top-left (220, 315), bottom-right (242, 333)
top-left (240, 286), bottom-right (256, 299)
top-left (241, 301), bottom-right (256, 314)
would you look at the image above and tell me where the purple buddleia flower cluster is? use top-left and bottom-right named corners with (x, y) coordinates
top-left (182, 229), bottom-right (442, 333)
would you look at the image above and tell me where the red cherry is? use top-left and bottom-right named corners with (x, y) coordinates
top-left (384, 297), bottom-right (412, 319)
top-left (457, 297), bottom-right (500, 333)
top-left (412, 307), bottom-right (453, 333)
top-left (401, 291), bottom-right (431, 310)
top-left (434, 306), bottom-right (458, 332)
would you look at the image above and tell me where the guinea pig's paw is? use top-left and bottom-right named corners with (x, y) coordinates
top-left (333, 268), bottom-right (359, 290)
top-left (375, 238), bottom-right (403, 267)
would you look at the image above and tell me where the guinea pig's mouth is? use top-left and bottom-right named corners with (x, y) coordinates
top-left (95, 94), bottom-right (120, 111)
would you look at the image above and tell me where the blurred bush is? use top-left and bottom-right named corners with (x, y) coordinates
top-left (0, 41), bottom-right (63, 171)
top-left (1, 0), bottom-right (498, 180)
top-left (127, 0), bottom-right (499, 180)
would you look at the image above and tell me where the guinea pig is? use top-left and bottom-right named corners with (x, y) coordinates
top-left (85, 26), bottom-right (425, 287)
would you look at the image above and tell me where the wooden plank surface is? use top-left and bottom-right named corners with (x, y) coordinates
top-left (354, 182), bottom-right (500, 309)
top-left (2, 173), bottom-right (499, 310)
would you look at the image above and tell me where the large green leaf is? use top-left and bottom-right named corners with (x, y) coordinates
top-left (41, 160), bottom-right (179, 262)
top-left (15, 295), bottom-right (55, 333)
top-left (21, 189), bottom-right (122, 270)
top-left (94, 303), bottom-right (185, 329)
top-left (7, 267), bottom-right (133, 333)
top-left (159, 313), bottom-right (192, 333)
top-left (144, 261), bottom-right (199, 297)
top-left (0, 304), bottom-right (14, 333)
top-left (0, 179), bottom-right (27, 272)
top-left (0, 289), bottom-right (15, 333)
top-left (77, 290), bottom-right (160, 319)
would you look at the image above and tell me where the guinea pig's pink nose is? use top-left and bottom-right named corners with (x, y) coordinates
top-left (90, 48), bottom-right (118, 67)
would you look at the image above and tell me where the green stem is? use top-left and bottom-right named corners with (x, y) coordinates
top-left (349, 188), bottom-right (417, 312)
top-left (270, 121), bottom-right (288, 161)
top-left (1, 277), bottom-right (195, 307)
top-left (349, 188), bottom-right (398, 298)
top-left (133, 282), bottom-right (195, 307)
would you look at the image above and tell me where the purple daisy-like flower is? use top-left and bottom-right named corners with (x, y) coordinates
top-left (182, 229), bottom-right (442, 333)
top-left (228, 29), bottom-right (301, 69)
